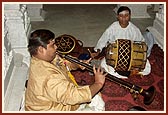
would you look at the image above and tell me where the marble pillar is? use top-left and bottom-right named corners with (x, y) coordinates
top-left (3, 4), bottom-right (31, 111)
top-left (26, 4), bottom-right (45, 21)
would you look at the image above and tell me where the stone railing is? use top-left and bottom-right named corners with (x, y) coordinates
top-left (3, 16), bottom-right (12, 80)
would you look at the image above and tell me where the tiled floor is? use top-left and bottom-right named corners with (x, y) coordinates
top-left (31, 4), bottom-right (156, 47)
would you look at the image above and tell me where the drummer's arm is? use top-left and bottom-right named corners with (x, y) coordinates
top-left (95, 49), bottom-right (101, 57)
top-left (89, 49), bottom-right (101, 59)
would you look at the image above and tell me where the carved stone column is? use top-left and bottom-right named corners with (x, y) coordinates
top-left (4, 4), bottom-right (31, 65)
top-left (26, 4), bottom-right (45, 21)
top-left (3, 4), bottom-right (31, 111)
top-left (147, 4), bottom-right (164, 50)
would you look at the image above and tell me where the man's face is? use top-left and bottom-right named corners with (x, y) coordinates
top-left (117, 10), bottom-right (130, 28)
top-left (43, 40), bottom-right (57, 62)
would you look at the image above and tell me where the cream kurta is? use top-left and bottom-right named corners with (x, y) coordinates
top-left (25, 55), bottom-right (92, 111)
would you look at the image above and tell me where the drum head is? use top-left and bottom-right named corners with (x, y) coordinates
top-left (55, 34), bottom-right (76, 54)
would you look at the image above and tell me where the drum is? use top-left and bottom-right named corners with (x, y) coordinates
top-left (55, 34), bottom-right (84, 57)
top-left (105, 39), bottom-right (147, 72)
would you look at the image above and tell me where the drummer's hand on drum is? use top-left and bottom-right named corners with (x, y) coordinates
top-left (88, 49), bottom-right (100, 59)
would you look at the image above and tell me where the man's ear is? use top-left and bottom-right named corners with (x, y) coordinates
top-left (37, 46), bottom-right (44, 54)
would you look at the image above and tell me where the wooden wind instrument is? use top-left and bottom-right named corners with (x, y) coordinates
top-left (58, 53), bottom-right (156, 105)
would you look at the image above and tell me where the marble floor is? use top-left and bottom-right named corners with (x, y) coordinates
top-left (31, 4), bottom-right (157, 47)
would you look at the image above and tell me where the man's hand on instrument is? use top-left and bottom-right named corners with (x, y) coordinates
top-left (93, 65), bottom-right (107, 87)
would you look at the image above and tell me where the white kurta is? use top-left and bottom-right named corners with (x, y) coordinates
top-left (94, 21), bottom-right (145, 52)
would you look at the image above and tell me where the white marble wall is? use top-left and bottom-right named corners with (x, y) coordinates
top-left (3, 4), bottom-right (31, 111)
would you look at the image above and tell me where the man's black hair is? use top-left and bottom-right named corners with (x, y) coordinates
top-left (117, 6), bottom-right (131, 15)
top-left (28, 29), bottom-right (55, 56)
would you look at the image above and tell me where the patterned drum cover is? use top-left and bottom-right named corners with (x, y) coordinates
top-left (105, 39), bottom-right (147, 72)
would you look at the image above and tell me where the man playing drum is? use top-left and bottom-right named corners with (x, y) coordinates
top-left (90, 6), bottom-right (153, 78)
